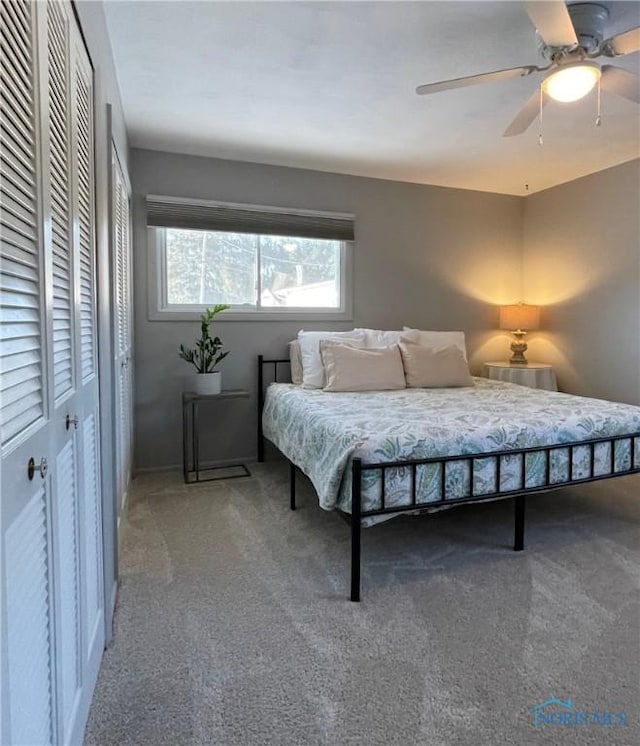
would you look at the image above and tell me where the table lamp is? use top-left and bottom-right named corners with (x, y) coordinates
top-left (499, 304), bottom-right (540, 364)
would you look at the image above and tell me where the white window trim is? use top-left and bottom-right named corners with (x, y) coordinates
top-left (147, 227), bottom-right (354, 322)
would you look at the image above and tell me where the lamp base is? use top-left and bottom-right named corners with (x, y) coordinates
top-left (510, 334), bottom-right (528, 364)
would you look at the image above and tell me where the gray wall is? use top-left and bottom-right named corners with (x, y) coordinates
top-left (131, 149), bottom-right (524, 470)
top-left (522, 159), bottom-right (640, 405)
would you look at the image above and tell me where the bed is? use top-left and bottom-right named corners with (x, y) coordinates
top-left (258, 356), bottom-right (640, 601)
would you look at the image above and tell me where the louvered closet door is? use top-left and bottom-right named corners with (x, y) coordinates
top-left (46, 3), bottom-right (105, 743)
top-left (44, 3), bottom-right (84, 743)
top-left (49, 6), bottom-right (104, 742)
top-left (1, 2), bottom-right (104, 744)
top-left (1, 2), bottom-right (56, 744)
top-left (112, 153), bottom-right (132, 510)
top-left (71, 19), bottom-right (105, 705)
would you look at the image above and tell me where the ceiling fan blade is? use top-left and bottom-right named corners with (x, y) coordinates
top-left (503, 89), bottom-right (548, 137)
top-left (416, 66), bottom-right (538, 95)
top-left (524, 0), bottom-right (578, 48)
top-left (601, 65), bottom-right (640, 103)
top-left (602, 27), bottom-right (640, 57)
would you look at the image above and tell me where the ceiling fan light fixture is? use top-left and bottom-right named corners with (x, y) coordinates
top-left (542, 62), bottom-right (601, 103)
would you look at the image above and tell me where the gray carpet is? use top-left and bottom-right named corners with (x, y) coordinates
top-left (85, 463), bottom-right (640, 746)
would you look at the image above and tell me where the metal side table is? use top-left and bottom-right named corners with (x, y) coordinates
top-left (182, 390), bottom-right (251, 483)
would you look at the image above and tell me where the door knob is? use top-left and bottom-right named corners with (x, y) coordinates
top-left (27, 457), bottom-right (48, 481)
top-left (65, 413), bottom-right (79, 431)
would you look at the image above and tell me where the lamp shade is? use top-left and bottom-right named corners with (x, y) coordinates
top-left (499, 304), bottom-right (540, 331)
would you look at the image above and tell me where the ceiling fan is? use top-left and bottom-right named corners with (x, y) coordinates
top-left (415, 1), bottom-right (640, 136)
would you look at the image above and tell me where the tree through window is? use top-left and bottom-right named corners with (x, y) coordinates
top-left (164, 228), bottom-right (342, 310)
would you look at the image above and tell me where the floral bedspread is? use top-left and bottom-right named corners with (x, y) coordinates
top-left (262, 379), bottom-right (640, 524)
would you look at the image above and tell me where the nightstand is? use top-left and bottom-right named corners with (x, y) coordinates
top-left (484, 362), bottom-right (557, 391)
top-left (182, 390), bottom-right (251, 483)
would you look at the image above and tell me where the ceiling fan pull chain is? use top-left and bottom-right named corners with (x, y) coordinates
top-left (595, 77), bottom-right (602, 127)
top-left (538, 85), bottom-right (544, 146)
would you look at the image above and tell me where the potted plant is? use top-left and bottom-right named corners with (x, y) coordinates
top-left (179, 304), bottom-right (230, 394)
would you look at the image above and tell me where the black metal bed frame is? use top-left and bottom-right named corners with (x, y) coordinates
top-left (258, 355), bottom-right (640, 602)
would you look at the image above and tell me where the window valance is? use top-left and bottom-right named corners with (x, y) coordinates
top-left (145, 196), bottom-right (355, 241)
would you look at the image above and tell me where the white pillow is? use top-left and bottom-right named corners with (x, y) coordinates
top-left (402, 327), bottom-right (467, 360)
top-left (399, 340), bottom-right (473, 388)
top-left (355, 328), bottom-right (404, 347)
top-left (320, 342), bottom-right (406, 392)
top-left (298, 330), bottom-right (366, 388)
top-left (288, 340), bottom-right (303, 385)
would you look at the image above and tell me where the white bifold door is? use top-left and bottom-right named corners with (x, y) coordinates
top-left (112, 150), bottom-right (133, 513)
top-left (1, 1), bottom-right (104, 744)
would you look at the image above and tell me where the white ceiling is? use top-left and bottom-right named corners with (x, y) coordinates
top-left (103, 1), bottom-right (640, 195)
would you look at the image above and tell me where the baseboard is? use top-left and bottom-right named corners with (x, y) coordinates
top-left (115, 475), bottom-right (130, 536)
top-left (120, 478), bottom-right (130, 514)
top-left (135, 456), bottom-right (255, 474)
top-left (109, 580), bottom-right (118, 629)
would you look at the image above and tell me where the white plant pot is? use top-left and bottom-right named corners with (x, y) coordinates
top-left (192, 371), bottom-right (222, 395)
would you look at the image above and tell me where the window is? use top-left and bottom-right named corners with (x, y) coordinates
top-left (147, 197), bottom-right (354, 321)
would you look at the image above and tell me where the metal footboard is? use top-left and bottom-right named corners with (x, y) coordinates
top-left (346, 434), bottom-right (640, 601)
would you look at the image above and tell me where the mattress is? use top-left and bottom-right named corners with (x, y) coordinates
top-left (262, 378), bottom-right (640, 525)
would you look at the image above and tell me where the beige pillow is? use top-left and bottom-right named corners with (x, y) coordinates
top-left (298, 330), bottom-right (366, 388)
top-left (399, 341), bottom-right (473, 388)
top-left (288, 340), bottom-right (303, 385)
top-left (320, 342), bottom-right (406, 392)
top-left (402, 327), bottom-right (468, 360)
